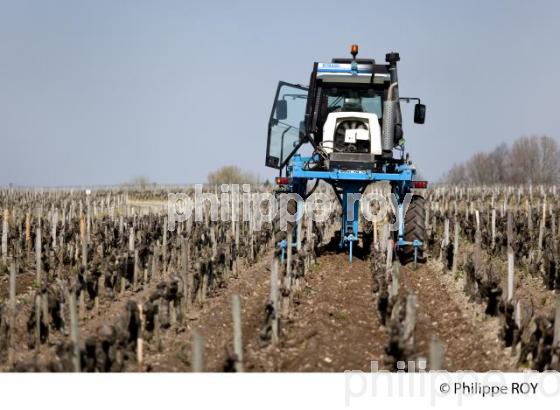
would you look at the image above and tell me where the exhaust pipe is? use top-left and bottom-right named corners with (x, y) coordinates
top-left (382, 82), bottom-right (398, 154)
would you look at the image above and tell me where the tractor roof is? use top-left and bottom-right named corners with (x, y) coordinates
top-left (316, 61), bottom-right (391, 84)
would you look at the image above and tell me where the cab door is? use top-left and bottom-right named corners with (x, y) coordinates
top-left (265, 82), bottom-right (309, 169)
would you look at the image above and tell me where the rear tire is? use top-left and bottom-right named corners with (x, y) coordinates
top-left (400, 195), bottom-right (426, 265)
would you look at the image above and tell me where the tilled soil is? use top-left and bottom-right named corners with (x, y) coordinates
top-left (252, 251), bottom-right (389, 372)
top-left (145, 253), bottom-right (274, 372)
top-left (0, 269), bottom-right (36, 299)
top-left (146, 249), bottom-right (390, 372)
top-left (3, 245), bottom-right (525, 372)
top-left (463, 241), bottom-right (559, 317)
top-left (400, 260), bottom-right (517, 371)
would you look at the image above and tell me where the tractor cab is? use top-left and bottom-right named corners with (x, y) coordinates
top-left (266, 46), bottom-right (425, 174)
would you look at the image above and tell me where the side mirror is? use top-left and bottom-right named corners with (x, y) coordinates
top-left (276, 99), bottom-right (288, 120)
top-left (414, 103), bottom-right (426, 124)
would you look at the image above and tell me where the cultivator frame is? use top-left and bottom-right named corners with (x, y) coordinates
top-left (285, 154), bottom-right (423, 263)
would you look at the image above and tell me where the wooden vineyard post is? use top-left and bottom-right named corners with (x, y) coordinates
top-left (192, 330), bottom-right (204, 372)
top-left (1, 209), bottom-right (7, 263)
top-left (440, 218), bottom-right (449, 261)
top-left (373, 220), bottom-right (378, 252)
top-left (429, 336), bottom-right (444, 371)
top-left (538, 199), bottom-right (546, 258)
top-left (444, 218), bottom-right (450, 246)
top-left (389, 261), bottom-right (400, 299)
top-left (381, 225), bottom-right (389, 254)
top-left (385, 239), bottom-right (393, 277)
top-left (118, 215), bottom-right (124, 241)
top-left (475, 210), bottom-right (480, 233)
top-left (283, 229), bottom-right (293, 318)
top-left (180, 238), bottom-right (188, 315)
top-left (151, 244), bottom-right (158, 282)
top-left (79, 214), bottom-right (86, 270)
top-left (512, 300), bottom-right (522, 357)
top-left (200, 266), bottom-right (207, 307)
top-left (552, 207), bottom-right (557, 246)
top-left (120, 274), bottom-right (126, 297)
top-left (129, 226), bottom-right (135, 253)
top-left (51, 209), bottom-right (57, 250)
top-left (41, 293), bottom-right (49, 344)
top-left (515, 300), bottom-right (522, 333)
top-left (169, 298), bottom-right (177, 327)
top-left (137, 303), bottom-right (144, 372)
top-left (249, 220), bottom-right (255, 263)
top-left (473, 224), bottom-right (482, 272)
top-left (553, 297), bottom-right (560, 358)
top-left (452, 219), bottom-right (459, 274)
top-left (210, 226), bottom-right (218, 261)
top-left (186, 245), bottom-right (193, 313)
top-left (86, 191), bottom-right (91, 244)
top-left (527, 200), bottom-right (533, 240)
top-left (232, 295), bottom-right (243, 372)
top-left (133, 249), bottom-right (139, 291)
top-left (270, 258), bottom-right (279, 345)
top-left (306, 215), bottom-right (313, 266)
top-left (25, 212), bottom-right (31, 262)
top-left (507, 247), bottom-right (515, 302)
top-left (35, 226), bottom-right (42, 287)
top-left (69, 291), bottom-right (81, 372)
top-left (81, 234), bottom-right (87, 271)
top-left (507, 211), bottom-right (513, 247)
top-left (34, 293), bottom-right (41, 353)
top-left (94, 276), bottom-right (100, 316)
top-left (231, 188), bottom-right (236, 244)
top-left (79, 212), bottom-right (85, 246)
top-left (402, 294), bottom-right (417, 354)
top-left (75, 288), bottom-right (83, 320)
top-left (153, 302), bottom-right (162, 352)
top-left (8, 259), bottom-right (16, 367)
top-left (296, 202), bottom-right (302, 251)
top-left (163, 217), bottom-right (168, 276)
top-left (491, 208), bottom-right (496, 249)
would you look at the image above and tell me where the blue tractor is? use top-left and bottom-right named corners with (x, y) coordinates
top-left (266, 45), bottom-right (427, 264)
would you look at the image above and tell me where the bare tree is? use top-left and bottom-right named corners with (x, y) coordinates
top-left (442, 135), bottom-right (560, 185)
top-left (509, 136), bottom-right (560, 184)
top-left (487, 143), bottom-right (510, 184)
top-left (124, 176), bottom-right (153, 189)
top-left (444, 163), bottom-right (468, 185)
top-left (207, 165), bottom-right (260, 185)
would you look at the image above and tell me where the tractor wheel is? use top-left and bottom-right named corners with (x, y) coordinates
top-left (400, 194), bottom-right (426, 265)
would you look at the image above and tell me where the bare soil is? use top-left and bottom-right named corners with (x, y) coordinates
top-left (2, 242), bottom-right (532, 372)
top-left (401, 260), bottom-right (517, 371)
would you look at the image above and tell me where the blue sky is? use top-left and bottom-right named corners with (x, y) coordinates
top-left (1, 0), bottom-right (559, 186)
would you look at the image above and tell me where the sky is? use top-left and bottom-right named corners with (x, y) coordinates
top-left (1, 0), bottom-right (559, 186)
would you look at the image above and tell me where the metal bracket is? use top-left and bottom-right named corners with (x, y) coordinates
top-left (343, 233), bottom-right (357, 263)
top-left (279, 239), bottom-right (287, 264)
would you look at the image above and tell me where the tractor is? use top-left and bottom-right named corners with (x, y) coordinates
top-left (265, 45), bottom-right (427, 264)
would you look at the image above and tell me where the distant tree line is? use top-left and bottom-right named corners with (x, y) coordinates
top-left (207, 165), bottom-right (262, 185)
top-left (122, 176), bottom-right (154, 189)
top-left (443, 135), bottom-right (560, 185)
